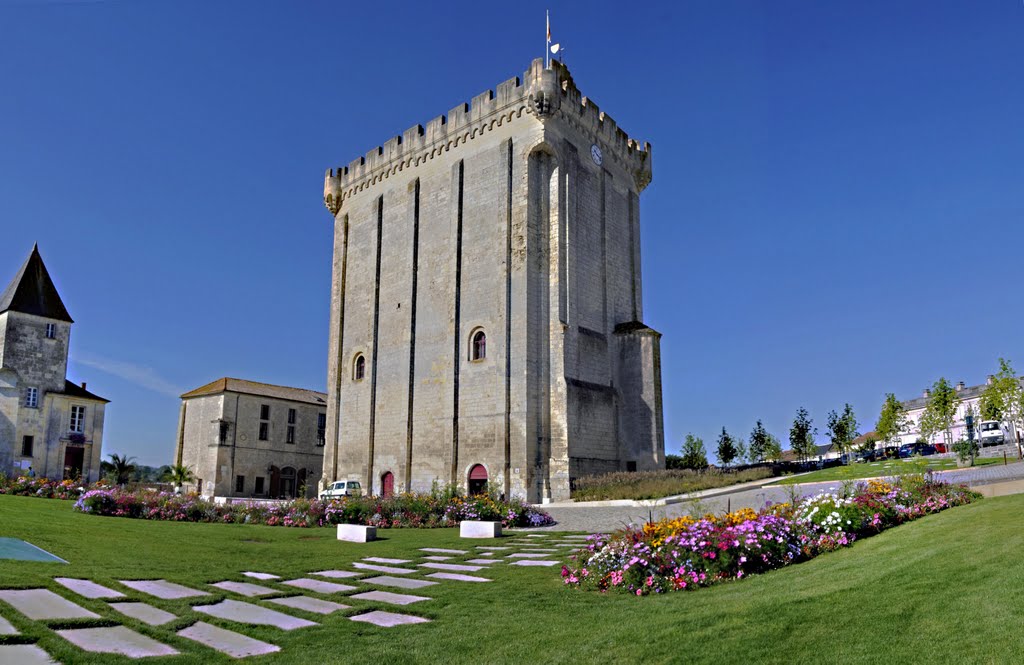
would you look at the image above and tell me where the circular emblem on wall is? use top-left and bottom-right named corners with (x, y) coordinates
top-left (239, 433), bottom-right (248, 442)
top-left (590, 143), bottom-right (603, 166)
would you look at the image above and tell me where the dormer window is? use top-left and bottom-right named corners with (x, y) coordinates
top-left (45, 323), bottom-right (56, 339)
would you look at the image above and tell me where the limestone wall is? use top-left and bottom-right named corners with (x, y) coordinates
top-left (322, 59), bottom-right (662, 502)
top-left (179, 392), bottom-right (325, 499)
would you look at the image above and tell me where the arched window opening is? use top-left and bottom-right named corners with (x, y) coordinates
top-left (467, 464), bottom-right (488, 496)
top-left (353, 354), bottom-right (366, 381)
top-left (471, 330), bottom-right (486, 361)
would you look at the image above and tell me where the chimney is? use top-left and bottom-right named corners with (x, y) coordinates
top-left (987, 375), bottom-right (995, 385)
top-left (80, 382), bottom-right (86, 390)
top-left (956, 381), bottom-right (965, 392)
top-left (923, 388), bottom-right (931, 398)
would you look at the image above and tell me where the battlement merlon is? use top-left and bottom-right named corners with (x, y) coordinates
top-left (324, 58), bottom-right (653, 215)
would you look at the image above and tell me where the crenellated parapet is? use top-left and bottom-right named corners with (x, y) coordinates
top-left (324, 58), bottom-right (653, 214)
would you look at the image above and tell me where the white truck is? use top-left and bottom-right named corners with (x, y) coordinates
top-left (978, 420), bottom-right (1005, 447)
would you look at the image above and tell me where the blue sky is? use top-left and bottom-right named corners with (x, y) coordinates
top-left (1, 1), bottom-right (1022, 466)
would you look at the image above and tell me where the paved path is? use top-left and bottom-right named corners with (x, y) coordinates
top-left (539, 461), bottom-right (1024, 533)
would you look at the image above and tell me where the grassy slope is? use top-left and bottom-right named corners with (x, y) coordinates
top-left (0, 495), bottom-right (1022, 664)
top-left (775, 457), bottom-right (1005, 485)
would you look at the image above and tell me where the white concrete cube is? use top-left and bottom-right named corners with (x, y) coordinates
top-left (337, 524), bottom-right (376, 543)
top-left (459, 521), bottom-right (502, 538)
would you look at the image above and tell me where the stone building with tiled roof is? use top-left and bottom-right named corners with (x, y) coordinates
top-left (0, 245), bottom-right (109, 482)
top-left (174, 377), bottom-right (327, 499)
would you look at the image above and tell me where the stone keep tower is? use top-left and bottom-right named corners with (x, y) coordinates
top-left (321, 59), bottom-right (663, 502)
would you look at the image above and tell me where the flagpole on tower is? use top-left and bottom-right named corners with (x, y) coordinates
top-left (546, 10), bottom-right (551, 68)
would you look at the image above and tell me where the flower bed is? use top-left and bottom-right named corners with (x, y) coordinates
top-left (0, 475), bottom-right (99, 500)
top-left (72, 488), bottom-right (555, 529)
top-left (562, 476), bottom-right (980, 595)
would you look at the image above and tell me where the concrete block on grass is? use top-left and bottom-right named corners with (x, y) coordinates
top-left (337, 524), bottom-right (377, 542)
top-left (460, 521), bottom-right (502, 538)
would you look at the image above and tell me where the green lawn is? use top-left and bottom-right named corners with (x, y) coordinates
top-left (774, 456), bottom-right (1008, 485)
top-left (1, 494), bottom-right (1023, 664)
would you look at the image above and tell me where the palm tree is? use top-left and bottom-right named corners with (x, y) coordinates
top-left (108, 453), bottom-right (137, 486)
top-left (163, 464), bottom-right (195, 493)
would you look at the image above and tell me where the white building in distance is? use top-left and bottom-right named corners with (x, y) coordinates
top-left (898, 377), bottom-right (1024, 451)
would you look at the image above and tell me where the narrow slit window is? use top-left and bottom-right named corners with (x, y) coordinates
top-left (354, 354), bottom-right (366, 381)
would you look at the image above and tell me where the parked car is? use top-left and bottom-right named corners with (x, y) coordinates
top-left (319, 480), bottom-right (362, 500)
top-left (898, 443), bottom-right (937, 458)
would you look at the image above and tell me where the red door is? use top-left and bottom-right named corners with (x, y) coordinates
top-left (63, 446), bottom-right (85, 481)
top-left (381, 472), bottom-right (394, 498)
top-left (468, 464), bottom-right (488, 496)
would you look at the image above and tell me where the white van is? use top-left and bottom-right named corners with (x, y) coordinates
top-left (318, 480), bottom-right (362, 500)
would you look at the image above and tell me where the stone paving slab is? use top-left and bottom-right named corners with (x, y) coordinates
top-left (311, 570), bottom-right (362, 579)
top-left (350, 610), bottom-right (431, 628)
top-left (0, 615), bottom-right (17, 635)
top-left (266, 595), bottom-right (350, 615)
top-left (242, 572), bottom-right (280, 581)
top-left (108, 601), bottom-right (177, 626)
top-left (56, 625), bottom-right (179, 658)
top-left (195, 599), bottom-right (316, 630)
top-left (178, 621), bottom-right (280, 658)
top-left (350, 590), bottom-right (430, 606)
top-left (0, 589), bottom-right (99, 620)
top-left (425, 573), bottom-right (491, 583)
top-left (120, 580), bottom-right (210, 600)
top-left (210, 581), bottom-right (278, 597)
top-left (0, 644), bottom-right (58, 664)
top-left (464, 559), bottom-right (500, 565)
top-left (422, 556), bottom-right (452, 561)
top-left (363, 557), bottom-right (412, 564)
top-left (351, 563), bottom-right (415, 575)
top-left (419, 548), bottom-right (467, 554)
top-left (477, 552), bottom-right (495, 557)
top-left (419, 562), bottom-right (482, 572)
top-left (362, 576), bottom-right (438, 590)
top-left (53, 578), bottom-right (125, 600)
top-left (507, 552), bottom-right (549, 559)
top-left (510, 560), bottom-right (559, 567)
top-left (282, 578), bottom-right (357, 594)
top-left (519, 548), bottom-right (558, 552)
top-left (475, 546), bottom-right (511, 550)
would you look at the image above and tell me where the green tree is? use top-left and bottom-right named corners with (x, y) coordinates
top-left (108, 454), bottom-right (137, 486)
top-left (764, 434), bottom-right (783, 462)
top-left (919, 378), bottom-right (959, 449)
top-left (734, 436), bottom-right (748, 465)
top-left (665, 454), bottom-right (685, 470)
top-left (716, 427), bottom-right (738, 468)
top-left (679, 434), bottom-right (709, 470)
top-left (986, 358), bottom-right (1023, 444)
top-left (748, 420), bottom-right (770, 463)
top-left (163, 464), bottom-right (195, 490)
top-left (826, 403), bottom-right (860, 461)
top-left (875, 393), bottom-right (909, 448)
top-left (790, 407), bottom-right (817, 462)
top-left (979, 387), bottom-right (1002, 421)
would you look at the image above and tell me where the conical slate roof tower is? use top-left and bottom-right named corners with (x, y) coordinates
top-left (0, 244), bottom-right (73, 322)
